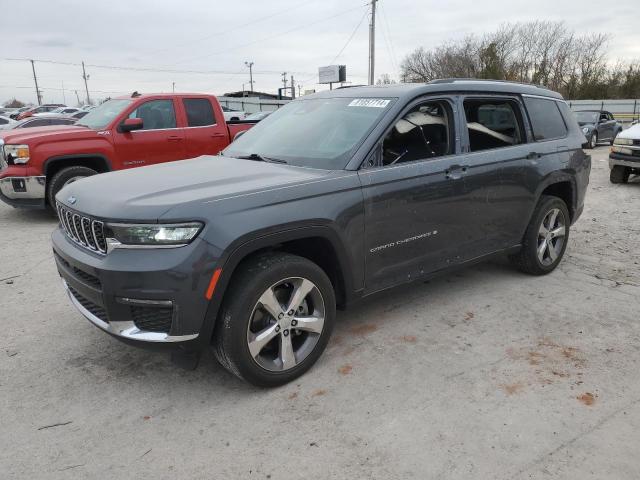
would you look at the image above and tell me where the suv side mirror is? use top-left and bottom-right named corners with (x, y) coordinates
top-left (119, 117), bottom-right (143, 133)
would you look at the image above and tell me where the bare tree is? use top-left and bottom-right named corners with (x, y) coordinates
top-left (400, 21), bottom-right (633, 99)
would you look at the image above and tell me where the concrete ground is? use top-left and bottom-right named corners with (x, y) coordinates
top-left (1, 146), bottom-right (639, 479)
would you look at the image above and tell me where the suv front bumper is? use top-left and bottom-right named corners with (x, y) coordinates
top-left (609, 152), bottom-right (640, 169)
top-left (52, 226), bottom-right (219, 347)
top-left (0, 175), bottom-right (46, 208)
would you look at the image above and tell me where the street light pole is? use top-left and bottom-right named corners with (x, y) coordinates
top-left (368, 0), bottom-right (378, 85)
top-left (81, 61), bottom-right (91, 105)
top-left (244, 61), bottom-right (254, 92)
top-left (30, 60), bottom-right (42, 106)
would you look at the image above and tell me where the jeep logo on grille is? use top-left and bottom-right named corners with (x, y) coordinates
top-left (68, 196), bottom-right (77, 205)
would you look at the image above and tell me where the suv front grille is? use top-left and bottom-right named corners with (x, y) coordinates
top-left (57, 203), bottom-right (107, 254)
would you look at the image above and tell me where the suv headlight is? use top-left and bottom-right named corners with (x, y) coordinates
top-left (4, 144), bottom-right (30, 164)
top-left (613, 137), bottom-right (633, 146)
top-left (106, 222), bottom-right (203, 247)
top-left (581, 127), bottom-right (590, 134)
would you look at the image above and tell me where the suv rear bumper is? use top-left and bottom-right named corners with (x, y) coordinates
top-left (52, 227), bottom-right (217, 348)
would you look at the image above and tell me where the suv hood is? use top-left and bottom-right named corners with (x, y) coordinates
top-left (56, 155), bottom-right (339, 221)
top-left (0, 125), bottom-right (95, 144)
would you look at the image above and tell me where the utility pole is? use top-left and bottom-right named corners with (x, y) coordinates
top-left (368, 0), bottom-right (378, 85)
top-left (74, 90), bottom-right (81, 106)
top-left (61, 81), bottom-right (66, 105)
top-left (290, 75), bottom-right (295, 99)
top-left (297, 84), bottom-right (302, 97)
top-left (81, 61), bottom-right (91, 105)
top-left (244, 61), bottom-right (254, 92)
top-left (30, 60), bottom-right (42, 106)
top-left (172, 82), bottom-right (175, 93)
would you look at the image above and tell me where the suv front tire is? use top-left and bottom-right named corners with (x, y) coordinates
top-left (212, 252), bottom-right (336, 387)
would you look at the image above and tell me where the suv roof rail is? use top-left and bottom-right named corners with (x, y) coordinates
top-left (428, 78), bottom-right (551, 90)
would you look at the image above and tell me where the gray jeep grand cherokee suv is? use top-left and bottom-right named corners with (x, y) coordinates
top-left (52, 80), bottom-right (590, 387)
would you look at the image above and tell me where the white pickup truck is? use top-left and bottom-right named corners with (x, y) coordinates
top-left (609, 123), bottom-right (640, 183)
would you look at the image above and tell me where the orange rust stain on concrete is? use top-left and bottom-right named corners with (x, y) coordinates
top-left (312, 389), bottom-right (327, 397)
top-left (338, 364), bottom-right (353, 375)
top-left (349, 324), bottom-right (378, 335)
top-left (501, 383), bottom-right (525, 395)
top-left (577, 392), bottom-right (596, 406)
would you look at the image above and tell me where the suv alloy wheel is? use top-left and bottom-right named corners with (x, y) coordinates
top-left (509, 195), bottom-right (570, 275)
top-left (212, 253), bottom-right (336, 387)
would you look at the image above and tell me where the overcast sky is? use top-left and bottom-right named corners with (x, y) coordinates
top-left (1, 0), bottom-right (638, 105)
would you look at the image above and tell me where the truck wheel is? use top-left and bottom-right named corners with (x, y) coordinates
top-left (588, 131), bottom-right (598, 149)
top-left (610, 165), bottom-right (630, 184)
top-left (47, 166), bottom-right (98, 207)
top-left (509, 195), bottom-right (570, 276)
top-left (212, 252), bottom-right (336, 387)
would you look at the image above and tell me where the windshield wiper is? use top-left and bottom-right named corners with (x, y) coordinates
top-left (236, 153), bottom-right (287, 164)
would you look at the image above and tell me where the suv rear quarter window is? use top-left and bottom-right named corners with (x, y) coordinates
top-left (524, 97), bottom-right (567, 141)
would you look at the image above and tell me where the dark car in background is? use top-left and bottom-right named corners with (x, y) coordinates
top-left (575, 110), bottom-right (622, 149)
top-left (16, 104), bottom-right (66, 120)
top-left (9, 107), bottom-right (31, 120)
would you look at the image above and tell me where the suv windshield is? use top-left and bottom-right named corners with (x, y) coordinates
top-left (223, 97), bottom-right (395, 169)
top-left (76, 99), bottom-right (132, 130)
top-left (574, 111), bottom-right (599, 124)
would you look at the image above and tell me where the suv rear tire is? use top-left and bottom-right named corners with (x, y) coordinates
top-left (212, 252), bottom-right (336, 387)
top-left (47, 166), bottom-right (98, 208)
top-left (588, 131), bottom-right (598, 149)
top-left (610, 165), bottom-right (630, 184)
top-left (509, 195), bottom-right (570, 275)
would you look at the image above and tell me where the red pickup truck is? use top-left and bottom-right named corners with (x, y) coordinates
top-left (0, 93), bottom-right (254, 209)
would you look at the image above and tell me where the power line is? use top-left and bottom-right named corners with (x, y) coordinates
top-left (378, 1), bottom-right (399, 76)
top-left (172, 3), bottom-right (369, 65)
top-left (1, 57), bottom-right (317, 77)
top-left (300, 9), bottom-right (369, 85)
top-left (143, 0), bottom-right (317, 58)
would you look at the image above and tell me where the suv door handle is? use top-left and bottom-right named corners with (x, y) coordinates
top-left (445, 164), bottom-right (468, 180)
top-left (167, 136), bottom-right (183, 142)
top-left (210, 133), bottom-right (226, 138)
top-left (526, 152), bottom-right (541, 160)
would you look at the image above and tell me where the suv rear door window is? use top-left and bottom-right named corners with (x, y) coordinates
top-left (463, 99), bottom-right (524, 151)
top-left (183, 98), bottom-right (216, 127)
top-left (128, 99), bottom-right (177, 130)
top-left (524, 97), bottom-right (567, 141)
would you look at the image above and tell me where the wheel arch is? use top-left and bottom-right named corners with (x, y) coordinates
top-left (198, 225), bottom-right (357, 348)
top-left (536, 174), bottom-right (577, 222)
top-left (44, 154), bottom-right (112, 179)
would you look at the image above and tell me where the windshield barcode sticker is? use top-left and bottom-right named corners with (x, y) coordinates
top-left (348, 99), bottom-right (390, 108)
